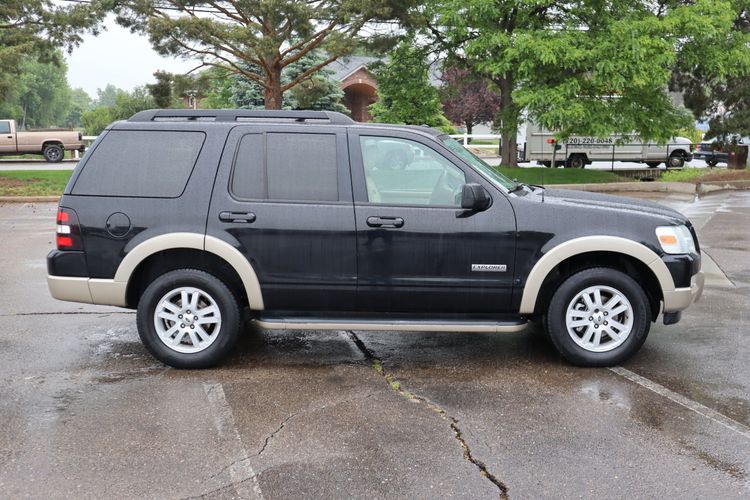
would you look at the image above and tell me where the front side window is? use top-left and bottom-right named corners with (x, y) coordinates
top-left (0, 122), bottom-right (11, 134)
top-left (232, 132), bottom-right (339, 202)
top-left (360, 136), bottom-right (466, 206)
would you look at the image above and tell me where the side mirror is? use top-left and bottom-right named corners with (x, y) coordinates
top-left (461, 183), bottom-right (491, 211)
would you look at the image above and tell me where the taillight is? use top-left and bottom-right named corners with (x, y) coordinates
top-left (690, 143), bottom-right (694, 152)
top-left (56, 207), bottom-right (83, 251)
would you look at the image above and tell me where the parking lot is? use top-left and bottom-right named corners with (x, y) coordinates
top-left (0, 191), bottom-right (748, 499)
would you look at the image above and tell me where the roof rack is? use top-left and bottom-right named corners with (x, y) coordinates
top-left (128, 109), bottom-right (354, 125)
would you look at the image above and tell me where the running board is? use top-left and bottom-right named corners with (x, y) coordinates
top-left (253, 317), bottom-right (528, 333)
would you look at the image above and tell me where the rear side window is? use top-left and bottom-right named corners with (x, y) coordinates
top-left (231, 132), bottom-right (339, 202)
top-left (72, 130), bottom-right (205, 197)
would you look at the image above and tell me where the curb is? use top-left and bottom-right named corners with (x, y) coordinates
top-left (0, 196), bottom-right (60, 203)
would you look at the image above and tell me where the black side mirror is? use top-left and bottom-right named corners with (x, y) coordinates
top-left (461, 183), bottom-right (491, 211)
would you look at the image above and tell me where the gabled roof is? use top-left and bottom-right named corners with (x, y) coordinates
top-left (328, 56), bottom-right (380, 82)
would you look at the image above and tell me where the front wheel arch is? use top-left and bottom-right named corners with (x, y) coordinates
top-left (528, 250), bottom-right (663, 322)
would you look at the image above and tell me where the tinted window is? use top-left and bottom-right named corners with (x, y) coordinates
top-left (0, 122), bottom-right (10, 134)
top-left (232, 132), bottom-right (338, 202)
top-left (72, 130), bottom-right (205, 197)
top-left (231, 134), bottom-right (265, 199)
top-left (360, 136), bottom-right (466, 206)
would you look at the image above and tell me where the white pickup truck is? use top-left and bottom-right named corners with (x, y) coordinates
top-left (522, 123), bottom-right (694, 168)
top-left (0, 119), bottom-right (85, 162)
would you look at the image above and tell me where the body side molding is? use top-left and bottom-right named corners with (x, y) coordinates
top-left (519, 235), bottom-right (675, 314)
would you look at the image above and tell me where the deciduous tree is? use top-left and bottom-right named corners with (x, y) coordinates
top-left (369, 40), bottom-right (451, 131)
top-left (434, 0), bottom-right (750, 166)
top-left (0, 0), bottom-right (106, 101)
top-left (440, 66), bottom-right (501, 135)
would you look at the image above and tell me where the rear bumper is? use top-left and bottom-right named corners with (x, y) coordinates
top-left (662, 271), bottom-right (704, 313)
top-left (47, 275), bottom-right (127, 307)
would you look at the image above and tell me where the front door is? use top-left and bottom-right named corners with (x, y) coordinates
top-left (207, 125), bottom-right (357, 311)
top-left (0, 121), bottom-right (15, 153)
top-left (349, 131), bottom-right (517, 314)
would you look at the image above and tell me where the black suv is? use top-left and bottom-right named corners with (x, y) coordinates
top-left (47, 109), bottom-right (704, 368)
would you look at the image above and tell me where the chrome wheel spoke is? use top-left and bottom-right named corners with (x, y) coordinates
top-left (157, 310), bottom-right (179, 322)
top-left (581, 326), bottom-right (595, 344)
top-left (608, 319), bottom-right (627, 333)
top-left (609, 304), bottom-right (629, 316)
top-left (172, 330), bottom-right (187, 346)
top-left (569, 318), bottom-right (590, 328)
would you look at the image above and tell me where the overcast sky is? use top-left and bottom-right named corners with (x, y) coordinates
top-left (65, 16), bottom-right (195, 98)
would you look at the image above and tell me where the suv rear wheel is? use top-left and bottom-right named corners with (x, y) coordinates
top-left (136, 269), bottom-right (241, 368)
top-left (544, 267), bottom-right (651, 366)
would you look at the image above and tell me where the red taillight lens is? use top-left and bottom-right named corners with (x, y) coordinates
top-left (56, 208), bottom-right (83, 251)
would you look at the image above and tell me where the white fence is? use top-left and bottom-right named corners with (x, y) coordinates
top-left (449, 133), bottom-right (501, 150)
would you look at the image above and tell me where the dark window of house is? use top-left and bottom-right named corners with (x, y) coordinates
top-left (232, 133), bottom-right (338, 202)
top-left (72, 130), bottom-right (205, 197)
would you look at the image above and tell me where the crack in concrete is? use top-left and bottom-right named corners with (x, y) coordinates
top-left (257, 413), bottom-right (295, 456)
top-left (346, 331), bottom-right (509, 499)
top-left (203, 391), bottom-right (377, 488)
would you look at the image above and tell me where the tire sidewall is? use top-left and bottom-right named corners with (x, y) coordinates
top-left (136, 269), bottom-right (241, 369)
top-left (44, 145), bottom-right (63, 163)
top-left (668, 155), bottom-right (685, 168)
top-left (545, 268), bottom-right (651, 367)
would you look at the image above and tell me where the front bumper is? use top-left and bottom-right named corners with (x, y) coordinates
top-left (662, 271), bottom-right (704, 313)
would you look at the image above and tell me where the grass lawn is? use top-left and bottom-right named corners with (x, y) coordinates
top-left (496, 166), bottom-right (627, 184)
top-left (661, 166), bottom-right (750, 183)
top-left (0, 170), bottom-right (72, 196)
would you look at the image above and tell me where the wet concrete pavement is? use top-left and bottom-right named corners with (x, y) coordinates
top-left (0, 192), bottom-right (749, 499)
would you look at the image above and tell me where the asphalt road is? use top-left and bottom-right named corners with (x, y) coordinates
top-left (0, 192), bottom-right (748, 499)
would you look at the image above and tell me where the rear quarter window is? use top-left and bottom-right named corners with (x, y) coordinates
top-left (71, 130), bottom-right (205, 197)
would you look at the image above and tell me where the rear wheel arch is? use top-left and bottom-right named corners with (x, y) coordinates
top-left (117, 233), bottom-right (264, 310)
top-left (520, 237), bottom-right (672, 319)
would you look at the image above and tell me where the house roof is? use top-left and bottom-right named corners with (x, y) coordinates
top-left (328, 56), bottom-right (380, 82)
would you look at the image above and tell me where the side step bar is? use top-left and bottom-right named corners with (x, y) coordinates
top-left (253, 317), bottom-right (528, 333)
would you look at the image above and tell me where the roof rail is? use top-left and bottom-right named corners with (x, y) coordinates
top-left (128, 109), bottom-right (354, 124)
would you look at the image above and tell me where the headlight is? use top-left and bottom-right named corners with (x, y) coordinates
top-left (655, 225), bottom-right (696, 254)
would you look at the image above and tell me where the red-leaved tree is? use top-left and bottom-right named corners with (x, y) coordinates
top-left (440, 66), bottom-right (501, 135)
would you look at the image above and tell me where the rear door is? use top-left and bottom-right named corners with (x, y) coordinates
top-left (349, 130), bottom-right (517, 314)
top-left (207, 125), bottom-right (357, 311)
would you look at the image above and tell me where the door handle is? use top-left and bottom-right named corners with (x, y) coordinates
top-left (219, 211), bottom-right (256, 223)
top-left (367, 216), bottom-right (404, 228)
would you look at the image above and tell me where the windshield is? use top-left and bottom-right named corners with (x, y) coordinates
top-left (440, 136), bottom-right (517, 190)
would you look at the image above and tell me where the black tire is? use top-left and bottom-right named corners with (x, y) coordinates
top-left (667, 154), bottom-right (685, 169)
top-left (43, 144), bottom-right (64, 163)
top-left (136, 268), bottom-right (242, 369)
top-left (568, 155), bottom-right (586, 169)
top-left (646, 162), bottom-right (661, 168)
top-left (707, 159), bottom-right (718, 167)
top-left (544, 267), bottom-right (651, 367)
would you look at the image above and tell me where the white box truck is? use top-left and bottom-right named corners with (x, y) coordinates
top-left (521, 123), bottom-right (693, 168)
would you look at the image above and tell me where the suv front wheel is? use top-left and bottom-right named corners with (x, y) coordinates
top-left (136, 269), bottom-right (241, 368)
top-left (544, 268), bottom-right (651, 366)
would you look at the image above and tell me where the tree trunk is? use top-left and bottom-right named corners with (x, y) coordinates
top-left (466, 121), bottom-right (473, 135)
top-left (497, 76), bottom-right (519, 167)
top-left (264, 65), bottom-right (283, 110)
